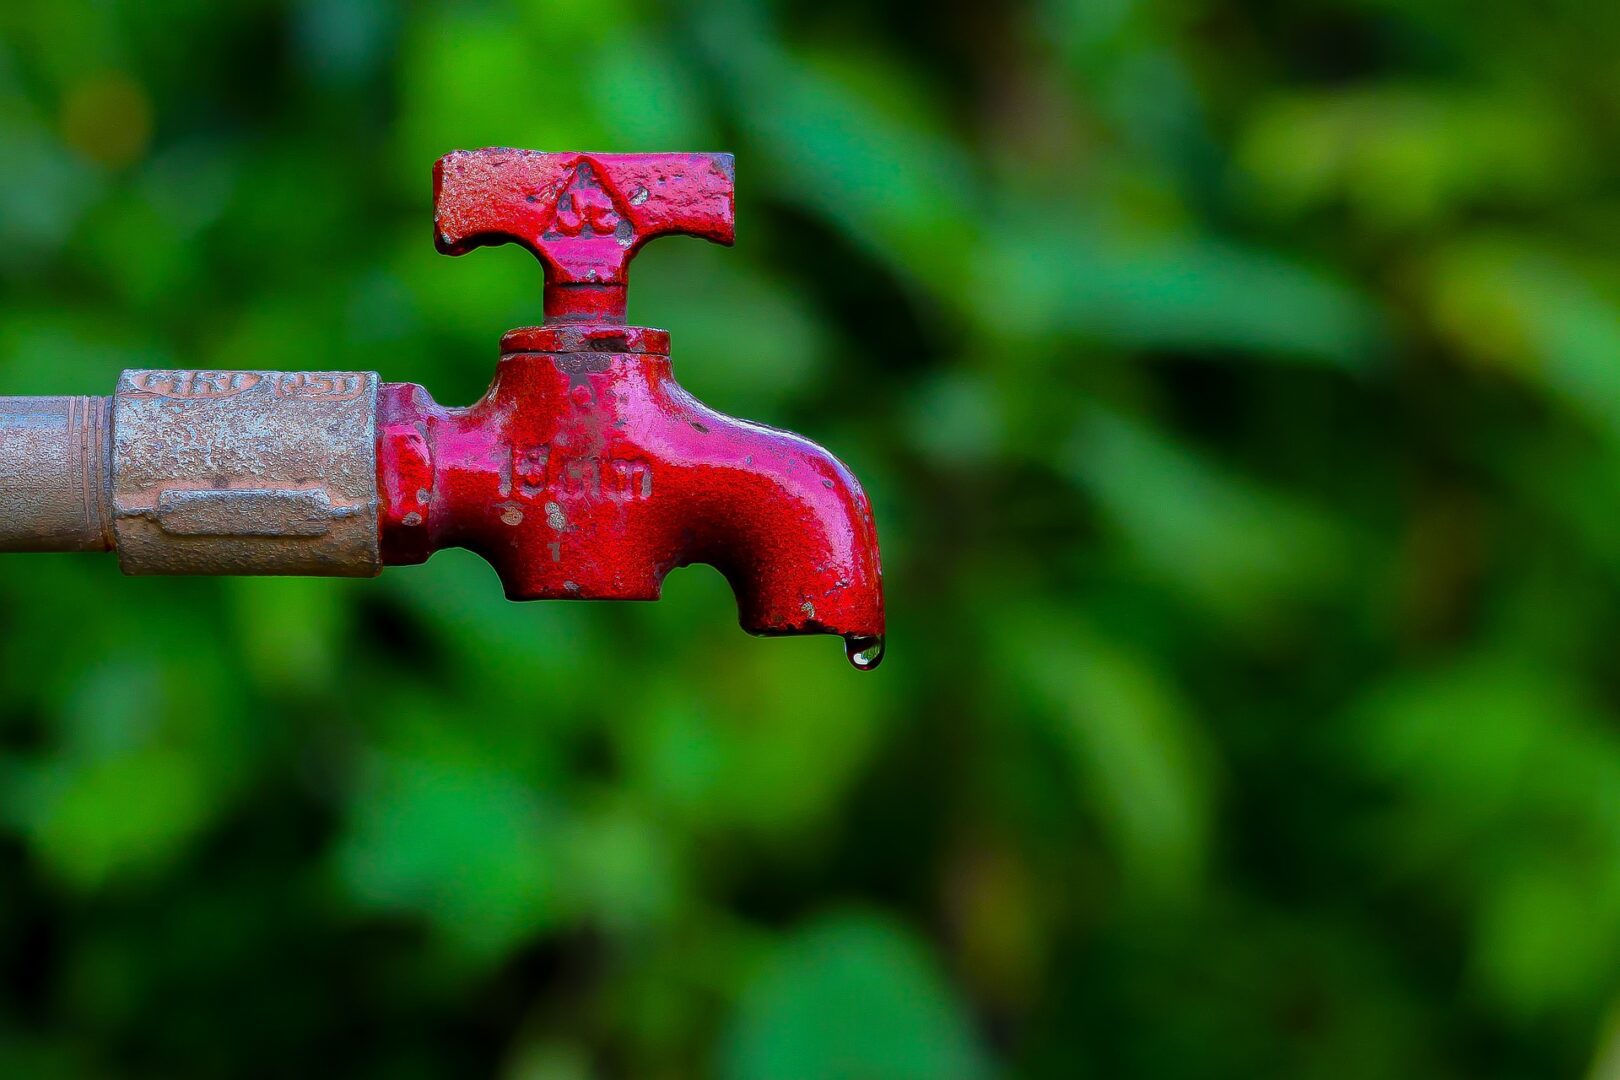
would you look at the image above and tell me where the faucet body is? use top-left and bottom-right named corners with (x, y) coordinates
top-left (376, 327), bottom-right (883, 638)
top-left (0, 151), bottom-right (886, 663)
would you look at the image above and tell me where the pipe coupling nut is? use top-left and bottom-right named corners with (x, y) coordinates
top-left (112, 369), bottom-right (380, 577)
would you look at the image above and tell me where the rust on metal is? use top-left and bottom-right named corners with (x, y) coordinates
top-left (112, 370), bottom-right (380, 577)
top-left (0, 396), bottom-right (113, 552)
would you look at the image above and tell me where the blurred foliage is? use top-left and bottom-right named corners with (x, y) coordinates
top-left (2, 0), bottom-right (1620, 1075)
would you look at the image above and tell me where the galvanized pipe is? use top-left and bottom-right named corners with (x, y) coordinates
top-left (109, 370), bottom-right (381, 577)
top-left (0, 395), bottom-right (113, 552)
top-left (0, 375), bottom-right (381, 576)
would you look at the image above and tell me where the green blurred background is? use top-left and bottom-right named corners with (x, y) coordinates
top-left (2, 0), bottom-right (1619, 1075)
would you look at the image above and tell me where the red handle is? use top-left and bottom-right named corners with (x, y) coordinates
top-left (433, 150), bottom-right (735, 325)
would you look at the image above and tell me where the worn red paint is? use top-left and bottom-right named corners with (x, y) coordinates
top-left (378, 151), bottom-right (885, 663)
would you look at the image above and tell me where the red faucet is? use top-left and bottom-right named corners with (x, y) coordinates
top-left (377, 151), bottom-right (886, 667)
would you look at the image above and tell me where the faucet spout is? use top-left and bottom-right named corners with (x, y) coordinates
top-left (376, 335), bottom-right (885, 664)
top-left (660, 392), bottom-right (885, 645)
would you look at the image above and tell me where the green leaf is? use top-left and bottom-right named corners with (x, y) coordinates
top-left (335, 752), bottom-right (567, 959)
top-left (722, 911), bottom-right (991, 1080)
top-left (999, 607), bottom-right (1213, 902)
top-left (1066, 406), bottom-right (1354, 620)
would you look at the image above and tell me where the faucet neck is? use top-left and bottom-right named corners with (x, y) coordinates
top-left (543, 282), bottom-right (628, 324)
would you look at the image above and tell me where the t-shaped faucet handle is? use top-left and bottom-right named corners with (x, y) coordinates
top-left (432, 149), bottom-right (736, 325)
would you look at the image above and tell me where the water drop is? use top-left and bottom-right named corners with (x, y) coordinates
top-left (845, 634), bottom-right (885, 671)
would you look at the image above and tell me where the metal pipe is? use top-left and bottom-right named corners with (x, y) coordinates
top-left (0, 395), bottom-right (113, 552)
top-left (0, 375), bottom-right (381, 576)
top-left (109, 370), bottom-right (380, 577)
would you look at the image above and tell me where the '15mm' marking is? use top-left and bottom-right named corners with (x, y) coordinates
top-left (507, 445), bottom-right (652, 502)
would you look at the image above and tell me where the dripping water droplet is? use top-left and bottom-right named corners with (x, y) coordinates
top-left (845, 634), bottom-right (885, 671)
